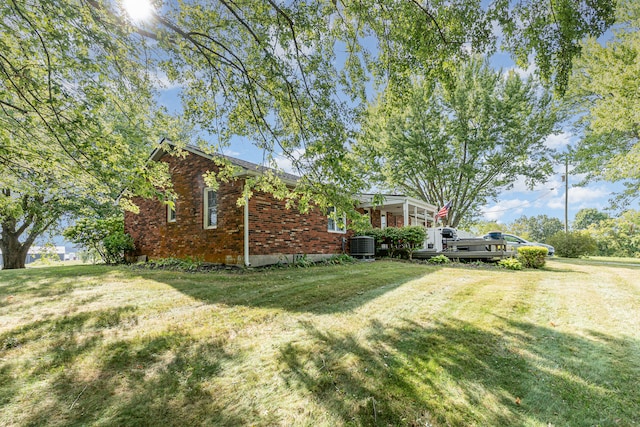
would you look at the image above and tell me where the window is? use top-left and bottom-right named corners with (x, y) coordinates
top-left (167, 199), bottom-right (176, 223)
top-left (204, 188), bottom-right (218, 229)
top-left (327, 206), bottom-right (346, 233)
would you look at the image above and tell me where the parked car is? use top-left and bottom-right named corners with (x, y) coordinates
top-left (482, 232), bottom-right (555, 256)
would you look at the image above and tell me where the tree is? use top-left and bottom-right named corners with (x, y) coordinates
top-left (509, 215), bottom-right (565, 243)
top-left (0, 1), bottom-right (172, 268)
top-left (0, 1), bottom-right (616, 267)
top-left (568, 0), bottom-right (640, 203)
top-left (586, 210), bottom-right (640, 257)
top-left (573, 208), bottom-right (609, 230)
top-left (465, 220), bottom-right (505, 236)
top-left (356, 58), bottom-right (560, 227)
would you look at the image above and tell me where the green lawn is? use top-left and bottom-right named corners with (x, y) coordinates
top-left (1, 260), bottom-right (638, 426)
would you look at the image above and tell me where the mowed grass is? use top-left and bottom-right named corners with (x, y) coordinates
top-left (0, 260), bottom-right (638, 426)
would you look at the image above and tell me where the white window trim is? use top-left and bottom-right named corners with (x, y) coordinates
top-left (204, 187), bottom-right (218, 229)
top-left (327, 207), bottom-right (347, 234)
top-left (167, 201), bottom-right (176, 223)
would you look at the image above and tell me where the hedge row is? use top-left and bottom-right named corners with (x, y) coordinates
top-left (360, 226), bottom-right (426, 259)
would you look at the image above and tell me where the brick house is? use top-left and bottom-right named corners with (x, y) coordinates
top-left (124, 143), bottom-right (437, 266)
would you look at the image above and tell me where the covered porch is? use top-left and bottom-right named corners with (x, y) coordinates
top-left (357, 194), bottom-right (438, 229)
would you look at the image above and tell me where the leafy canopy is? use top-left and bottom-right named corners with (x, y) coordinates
top-left (510, 215), bottom-right (565, 243)
top-left (0, 0), bottom-right (616, 267)
top-left (356, 57), bottom-right (560, 227)
top-left (568, 0), bottom-right (640, 203)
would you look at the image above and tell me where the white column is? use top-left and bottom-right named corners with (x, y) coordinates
top-left (403, 199), bottom-right (409, 226)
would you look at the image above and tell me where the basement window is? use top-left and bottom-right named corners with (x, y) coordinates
top-left (327, 206), bottom-right (346, 233)
top-left (204, 188), bottom-right (218, 229)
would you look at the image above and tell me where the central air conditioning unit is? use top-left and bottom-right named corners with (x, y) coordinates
top-left (350, 236), bottom-right (375, 259)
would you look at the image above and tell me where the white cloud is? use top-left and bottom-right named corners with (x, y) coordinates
top-left (481, 199), bottom-right (532, 221)
top-left (275, 148), bottom-right (305, 175)
top-left (546, 185), bottom-right (610, 210)
top-left (545, 131), bottom-right (573, 150)
top-left (153, 69), bottom-right (183, 91)
top-left (506, 63), bottom-right (537, 79)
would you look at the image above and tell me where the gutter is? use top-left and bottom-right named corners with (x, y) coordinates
top-left (244, 195), bottom-right (251, 267)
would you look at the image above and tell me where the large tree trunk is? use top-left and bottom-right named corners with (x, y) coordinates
top-left (0, 234), bottom-right (29, 269)
top-left (1, 190), bottom-right (60, 269)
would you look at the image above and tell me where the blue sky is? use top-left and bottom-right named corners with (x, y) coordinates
top-left (157, 63), bottom-right (637, 227)
top-left (149, 10), bottom-right (638, 228)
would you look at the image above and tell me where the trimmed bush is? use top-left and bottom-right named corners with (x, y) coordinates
top-left (428, 254), bottom-right (450, 264)
top-left (547, 231), bottom-right (597, 258)
top-left (498, 257), bottom-right (522, 270)
top-left (517, 246), bottom-right (548, 268)
top-left (362, 226), bottom-right (426, 259)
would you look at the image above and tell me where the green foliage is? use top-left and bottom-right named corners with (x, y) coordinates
top-left (357, 57), bottom-right (559, 227)
top-left (142, 257), bottom-right (205, 272)
top-left (362, 226), bottom-right (426, 259)
top-left (497, 257), bottom-right (523, 270)
top-left (324, 254), bottom-right (357, 265)
top-left (569, 0), bottom-right (640, 202)
top-left (517, 246), bottom-right (548, 268)
top-left (573, 208), bottom-right (609, 230)
top-left (466, 221), bottom-right (504, 236)
top-left (38, 243), bottom-right (61, 265)
top-left (64, 216), bottom-right (134, 265)
top-left (547, 231), bottom-right (597, 258)
top-left (428, 255), bottom-right (451, 265)
top-left (583, 210), bottom-right (640, 257)
top-left (294, 254), bottom-right (315, 268)
top-left (78, 249), bottom-right (100, 264)
top-left (0, 1), bottom-right (616, 268)
top-left (509, 215), bottom-right (564, 243)
top-left (0, 2), bottom-right (174, 269)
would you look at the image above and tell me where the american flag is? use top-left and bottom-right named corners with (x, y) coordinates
top-left (436, 201), bottom-right (451, 219)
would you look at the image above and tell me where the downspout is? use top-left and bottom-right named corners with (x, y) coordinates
top-left (244, 195), bottom-right (251, 266)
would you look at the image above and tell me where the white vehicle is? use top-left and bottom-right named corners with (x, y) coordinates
top-left (417, 227), bottom-right (513, 261)
top-left (482, 233), bottom-right (555, 256)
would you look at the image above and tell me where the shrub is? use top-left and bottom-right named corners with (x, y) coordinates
top-left (428, 254), bottom-right (450, 264)
top-left (294, 254), bottom-right (314, 268)
top-left (401, 226), bottom-right (427, 259)
top-left (547, 231), bottom-right (597, 258)
top-left (361, 226), bottom-right (426, 259)
top-left (325, 254), bottom-right (357, 265)
top-left (498, 257), bottom-right (522, 270)
top-left (64, 215), bottom-right (134, 264)
top-left (143, 257), bottom-right (204, 271)
top-left (517, 246), bottom-right (548, 268)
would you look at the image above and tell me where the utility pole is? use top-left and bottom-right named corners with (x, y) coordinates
top-left (563, 154), bottom-right (569, 233)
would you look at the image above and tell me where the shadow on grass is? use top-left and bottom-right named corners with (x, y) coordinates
top-left (1, 315), bottom-right (242, 426)
top-left (0, 264), bottom-right (118, 299)
top-left (278, 316), bottom-right (640, 426)
top-left (154, 262), bottom-right (442, 315)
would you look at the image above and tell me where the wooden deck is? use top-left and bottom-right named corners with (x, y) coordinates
top-left (413, 238), bottom-right (515, 261)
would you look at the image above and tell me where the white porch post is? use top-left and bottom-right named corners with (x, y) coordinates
top-left (403, 199), bottom-right (409, 226)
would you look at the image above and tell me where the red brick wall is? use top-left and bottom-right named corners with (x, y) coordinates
top-left (124, 152), bottom-right (244, 264)
top-left (124, 151), bottom-right (346, 265)
top-left (248, 193), bottom-right (346, 256)
top-left (364, 209), bottom-right (404, 229)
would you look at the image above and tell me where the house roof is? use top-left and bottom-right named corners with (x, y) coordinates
top-left (150, 139), bottom-right (301, 183)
